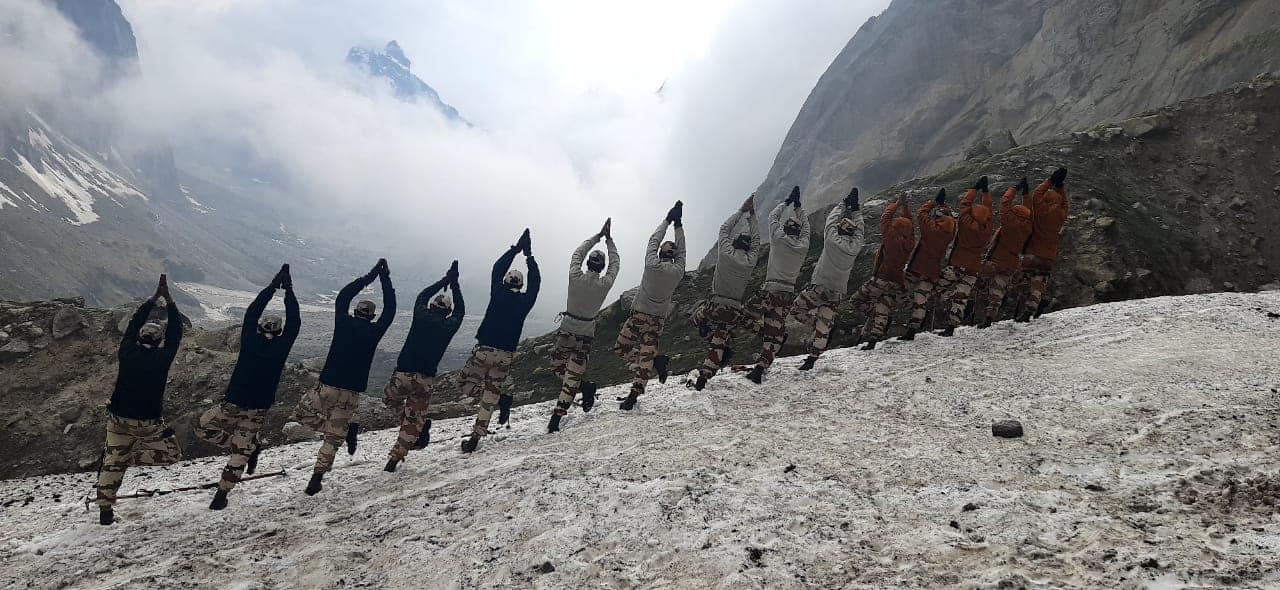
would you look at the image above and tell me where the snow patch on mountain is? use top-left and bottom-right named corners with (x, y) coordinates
top-left (1, 292), bottom-right (1278, 588)
top-left (8, 117), bottom-right (146, 225)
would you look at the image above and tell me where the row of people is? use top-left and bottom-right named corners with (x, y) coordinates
top-left (92, 167), bottom-right (1067, 523)
top-left (687, 168), bottom-right (1069, 392)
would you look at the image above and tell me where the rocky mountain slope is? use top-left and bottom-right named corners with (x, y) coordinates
top-left (497, 75), bottom-right (1280, 404)
top-left (750, 0), bottom-right (1280, 225)
top-left (2, 292), bottom-right (1278, 588)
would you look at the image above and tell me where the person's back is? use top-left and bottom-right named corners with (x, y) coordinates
top-left (873, 200), bottom-right (915, 284)
top-left (225, 278), bottom-right (301, 409)
top-left (397, 274), bottom-right (465, 376)
top-left (763, 195), bottom-right (810, 293)
top-left (906, 197), bottom-right (957, 281)
top-left (711, 206), bottom-right (759, 302)
top-left (476, 244), bottom-right (540, 352)
top-left (812, 201), bottom-right (865, 295)
top-left (949, 185), bottom-right (995, 275)
top-left (988, 181), bottom-right (1034, 274)
top-left (110, 297), bottom-right (183, 420)
top-left (1025, 176), bottom-right (1070, 261)
top-left (633, 218), bottom-right (686, 317)
top-left (319, 267), bottom-right (396, 393)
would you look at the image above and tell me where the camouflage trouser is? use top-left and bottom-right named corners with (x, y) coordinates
top-left (788, 285), bottom-right (843, 357)
top-left (196, 402), bottom-right (266, 492)
top-left (904, 272), bottom-right (939, 331)
top-left (383, 371), bottom-right (433, 460)
top-left (458, 346), bottom-right (515, 437)
top-left (613, 311), bottom-right (664, 396)
top-left (96, 413), bottom-right (182, 507)
top-left (981, 271), bottom-right (1015, 323)
top-left (550, 330), bottom-right (593, 416)
top-left (696, 300), bottom-right (746, 379)
top-left (293, 383), bottom-right (361, 474)
top-left (746, 290), bottom-right (793, 369)
top-left (940, 267), bottom-right (980, 329)
top-left (853, 278), bottom-right (905, 340)
top-left (1020, 255), bottom-right (1053, 317)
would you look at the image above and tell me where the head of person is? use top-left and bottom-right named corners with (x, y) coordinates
top-left (658, 241), bottom-right (677, 262)
top-left (503, 269), bottom-right (525, 292)
top-left (732, 234), bottom-right (753, 252)
top-left (138, 322), bottom-right (164, 349)
top-left (932, 203), bottom-right (953, 218)
top-left (428, 293), bottom-right (453, 315)
top-left (1012, 204), bottom-right (1032, 222)
top-left (783, 218), bottom-right (802, 237)
top-left (837, 217), bottom-right (858, 237)
top-left (354, 300), bottom-right (377, 321)
top-left (586, 250), bottom-right (606, 273)
top-left (257, 315), bottom-right (284, 340)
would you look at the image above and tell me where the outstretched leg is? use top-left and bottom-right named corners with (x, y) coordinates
top-left (553, 334), bottom-right (592, 417)
top-left (470, 348), bottom-right (514, 439)
top-left (218, 408), bottom-right (266, 491)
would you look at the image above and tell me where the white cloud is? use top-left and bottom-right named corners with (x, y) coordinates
top-left (24, 0), bottom-right (890, 310)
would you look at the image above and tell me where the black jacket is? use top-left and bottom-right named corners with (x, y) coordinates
top-left (475, 247), bottom-right (540, 352)
top-left (319, 272), bottom-right (396, 392)
top-left (108, 299), bottom-right (183, 420)
top-left (395, 276), bottom-right (465, 376)
top-left (224, 284), bottom-right (302, 409)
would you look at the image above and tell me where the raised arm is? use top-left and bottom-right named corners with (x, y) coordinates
top-left (747, 212), bottom-right (761, 252)
top-left (163, 298), bottom-right (183, 352)
top-left (769, 202), bottom-right (787, 240)
top-left (645, 220), bottom-right (671, 268)
top-left (525, 255), bottom-right (541, 301)
top-left (569, 236), bottom-right (596, 280)
top-left (415, 278), bottom-right (448, 315)
top-left (828, 204), bottom-right (847, 241)
top-left (283, 286), bottom-right (301, 342)
top-left (241, 283), bottom-right (275, 342)
top-left (375, 272), bottom-right (396, 331)
top-left (799, 208), bottom-right (812, 243)
top-left (718, 211), bottom-right (746, 256)
top-left (336, 272), bottom-right (375, 321)
top-left (846, 208), bottom-right (866, 249)
top-left (604, 236), bottom-right (620, 284)
top-left (448, 277), bottom-right (465, 325)
top-left (123, 298), bottom-right (156, 342)
top-left (673, 224), bottom-right (687, 270)
top-left (961, 189), bottom-right (978, 214)
top-left (492, 247), bottom-right (520, 289)
top-left (917, 201), bottom-right (937, 226)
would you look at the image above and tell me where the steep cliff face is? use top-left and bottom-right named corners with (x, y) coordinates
top-left (752, 0), bottom-right (1280, 220)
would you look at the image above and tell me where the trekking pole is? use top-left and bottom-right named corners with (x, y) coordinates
top-left (82, 470), bottom-right (287, 510)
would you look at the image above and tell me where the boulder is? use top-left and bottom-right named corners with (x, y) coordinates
top-left (0, 339), bottom-right (32, 360)
top-left (281, 421), bottom-right (318, 444)
top-left (59, 406), bottom-right (83, 424)
top-left (1119, 114), bottom-right (1165, 137)
top-left (51, 307), bottom-right (85, 339)
top-left (1095, 217), bottom-right (1115, 230)
top-left (992, 420), bottom-right (1024, 438)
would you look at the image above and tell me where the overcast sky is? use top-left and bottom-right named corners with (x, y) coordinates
top-left (18, 0), bottom-right (892, 311)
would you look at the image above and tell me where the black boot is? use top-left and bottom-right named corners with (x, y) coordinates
top-left (305, 472), bottom-right (324, 496)
top-left (246, 443), bottom-right (262, 475)
top-left (580, 381), bottom-right (597, 412)
top-left (693, 375), bottom-right (708, 391)
top-left (746, 365), bottom-right (765, 384)
top-left (978, 319), bottom-right (992, 329)
top-left (654, 355), bottom-right (670, 383)
top-left (497, 393), bottom-right (513, 426)
top-left (938, 327), bottom-right (955, 337)
top-left (99, 507), bottom-right (114, 526)
top-left (412, 420), bottom-right (432, 450)
top-left (548, 414), bottom-right (562, 433)
top-left (1014, 313), bottom-right (1031, 323)
top-left (620, 392), bottom-right (639, 411)
top-left (720, 347), bottom-right (734, 368)
top-left (798, 356), bottom-right (817, 371)
top-left (898, 329), bottom-right (917, 341)
top-left (860, 339), bottom-right (878, 351)
top-left (210, 489), bottom-right (229, 510)
top-left (460, 434), bottom-right (480, 454)
top-left (345, 422), bottom-right (360, 456)
top-left (384, 458), bottom-right (400, 473)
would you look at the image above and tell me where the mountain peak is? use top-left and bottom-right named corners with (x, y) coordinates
top-left (346, 40), bottom-right (464, 123)
top-left (384, 40), bottom-right (409, 69)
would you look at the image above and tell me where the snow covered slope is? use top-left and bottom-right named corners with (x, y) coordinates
top-left (2, 293), bottom-right (1279, 588)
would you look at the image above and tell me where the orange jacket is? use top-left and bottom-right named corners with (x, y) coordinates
top-left (986, 187), bottom-right (1033, 274)
top-left (1023, 180), bottom-right (1069, 260)
top-left (947, 189), bottom-right (994, 275)
top-left (905, 201), bottom-right (956, 281)
top-left (872, 201), bottom-right (915, 283)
